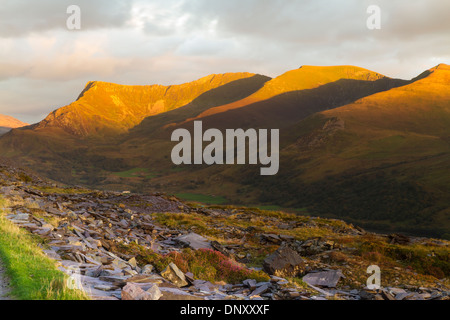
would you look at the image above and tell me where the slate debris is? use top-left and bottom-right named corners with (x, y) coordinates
top-left (0, 160), bottom-right (448, 301)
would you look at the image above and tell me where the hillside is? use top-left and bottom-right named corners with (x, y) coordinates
top-left (0, 157), bottom-right (448, 300)
top-left (241, 64), bottom-right (450, 238)
top-left (36, 73), bottom-right (260, 137)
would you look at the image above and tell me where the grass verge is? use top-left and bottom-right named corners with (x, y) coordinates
top-left (175, 193), bottom-right (227, 205)
top-left (0, 197), bottom-right (88, 300)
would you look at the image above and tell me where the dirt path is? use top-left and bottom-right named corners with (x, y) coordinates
top-left (0, 259), bottom-right (11, 300)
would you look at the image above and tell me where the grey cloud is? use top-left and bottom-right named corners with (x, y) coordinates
top-left (0, 0), bottom-right (133, 37)
top-left (178, 0), bottom-right (450, 48)
top-left (181, 0), bottom-right (367, 44)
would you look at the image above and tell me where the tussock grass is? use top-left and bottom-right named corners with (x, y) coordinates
top-left (0, 197), bottom-right (88, 300)
top-left (32, 186), bottom-right (92, 195)
top-left (117, 242), bottom-right (269, 284)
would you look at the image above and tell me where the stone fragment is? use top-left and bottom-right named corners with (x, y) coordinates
top-left (243, 279), bottom-right (258, 291)
top-left (145, 284), bottom-right (162, 301)
top-left (128, 257), bottom-right (138, 269)
top-left (185, 272), bottom-right (195, 284)
top-left (141, 264), bottom-right (154, 275)
top-left (261, 234), bottom-right (282, 244)
top-left (119, 219), bottom-right (129, 229)
top-left (94, 284), bottom-right (118, 292)
top-left (121, 283), bottom-right (145, 300)
top-left (161, 263), bottom-right (189, 287)
top-left (126, 275), bottom-right (163, 284)
top-left (381, 290), bottom-right (396, 301)
top-left (249, 284), bottom-right (270, 297)
top-left (121, 283), bottom-right (162, 300)
top-left (302, 270), bottom-right (344, 288)
top-left (175, 233), bottom-right (212, 250)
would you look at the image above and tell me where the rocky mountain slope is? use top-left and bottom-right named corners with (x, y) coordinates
top-left (0, 158), bottom-right (448, 300)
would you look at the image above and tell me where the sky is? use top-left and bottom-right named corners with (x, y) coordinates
top-left (1, 0), bottom-right (449, 124)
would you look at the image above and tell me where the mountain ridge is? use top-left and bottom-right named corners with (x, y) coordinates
top-left (180, 65), bottom-right (390, 123)
top-left (36, 72), bottom-right (259, 137)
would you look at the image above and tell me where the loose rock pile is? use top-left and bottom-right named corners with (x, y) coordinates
top-left (0, 160), bottom-right (448, 301)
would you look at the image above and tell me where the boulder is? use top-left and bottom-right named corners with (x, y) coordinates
top-left (145, 284), bottom-right (162, 301)
top-left (161, 263), bottom-right (189, 287)
top-left (175, 233), bottom-right (212, 250)
top-left (263, 244), bottom-right (306, 278)
top-left (121, 283), bottom-right (145, 300)
top-left (141, 264), bottom-right (154, 275)
top-left (388, 234), bottom-right (411, 245)
top-left (249, 284), bottom-right (270, 297)
top-left (121, 283), bottom-right (162, 300)
top-left (302, 269), bottom-right (344, 288)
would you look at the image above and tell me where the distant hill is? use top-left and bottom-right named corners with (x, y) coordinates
top-left (0, 114), bottom-right (28, 136)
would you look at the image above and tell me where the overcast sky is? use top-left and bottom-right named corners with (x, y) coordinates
top-left (1, 0), bottom-right (449, 124)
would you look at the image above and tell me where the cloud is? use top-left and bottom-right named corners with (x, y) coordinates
top-left (1, 0), bottom-right (450, 124)
top-left (0, 0), bottom-right (133, 37)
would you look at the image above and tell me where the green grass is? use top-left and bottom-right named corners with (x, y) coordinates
top-left (175, 193), bottom-right (228, 205)
top-left (113, 168), bottom-right (156, 179)
top-left (0, 197), bottom-right (88, 300)
top-left (253, 205), bottom-right (284, 211)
